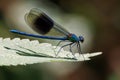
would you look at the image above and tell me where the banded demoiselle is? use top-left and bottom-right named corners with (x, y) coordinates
top-left (10, 8), bottom-right (84, 58)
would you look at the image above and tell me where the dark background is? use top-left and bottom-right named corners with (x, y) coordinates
top-left (0, 0), bottom-right (120, 80)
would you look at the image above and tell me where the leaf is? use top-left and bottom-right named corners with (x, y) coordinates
top-left (0, 37), bottom-right (102, 66)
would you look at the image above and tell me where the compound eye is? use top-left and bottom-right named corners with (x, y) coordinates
top-left (79, 36), bottom-right (84, 43)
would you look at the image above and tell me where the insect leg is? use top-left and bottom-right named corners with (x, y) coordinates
top-left (69, 43), bottom-right (77, 58)
top-left (55, 40), bottom-right (65, 49)
top-left (77, 42), bottom-right (85, 60)
top-left (55, 42), bottom-right (73, 56)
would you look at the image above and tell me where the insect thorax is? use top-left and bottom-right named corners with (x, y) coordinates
top-left (67, 34), bottom-right (79, 42)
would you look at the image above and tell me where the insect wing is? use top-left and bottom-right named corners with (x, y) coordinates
top-left (25, 8), bottom-right (70, 36)
top-left (25, 8), bottom-right (54, 34)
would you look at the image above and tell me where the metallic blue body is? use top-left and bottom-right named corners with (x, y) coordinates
top-left (10, 30), bottom-right (84, 42)
top-left (10, 30), bottom-right (84, 43)
top-left (10, 29), bottom-right (84, 42)
top-left (10, 30), bottom-right (67, 40)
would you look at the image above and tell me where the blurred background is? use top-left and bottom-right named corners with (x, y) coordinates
top-left (0, 0), bottom-right (120, 80)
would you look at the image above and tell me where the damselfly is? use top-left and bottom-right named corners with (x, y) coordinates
top-left (10, 8), bottom-right (84, 58)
